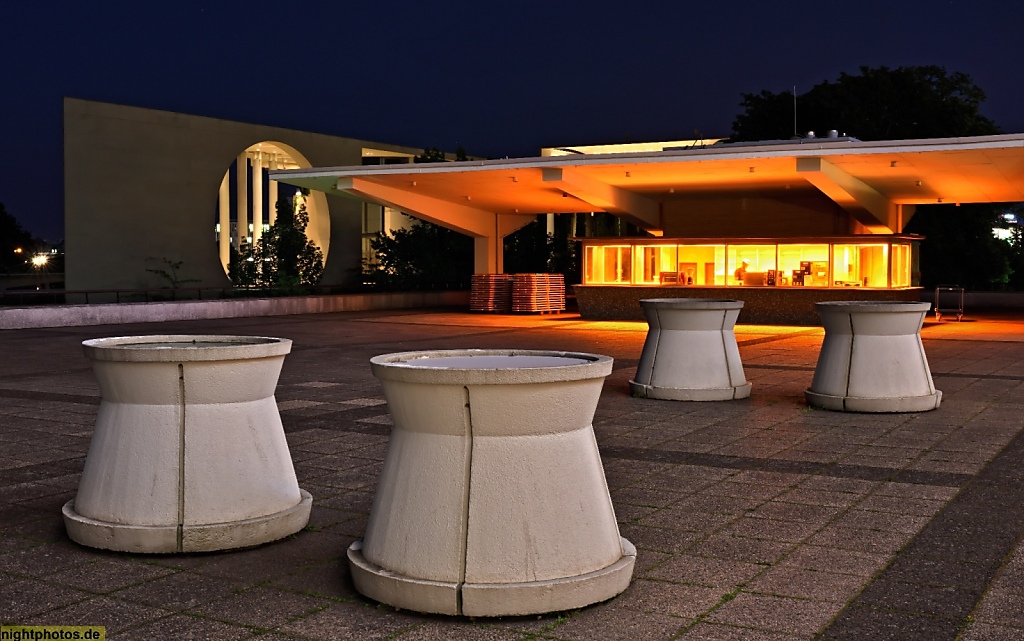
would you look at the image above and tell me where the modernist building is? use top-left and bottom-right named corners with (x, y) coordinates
top-left (64, 98), bottom-right (421, 293)
top-left (274, 133), bottom-right (1024, 322)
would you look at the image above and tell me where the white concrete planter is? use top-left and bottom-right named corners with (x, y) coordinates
top-left (348, 349), bottom-right (635, 617)
top-left (629, 299), bottom-right (752, 401)
top-left (806, 302), bottom-right (942, 412)
top-left (63, 335), bottom-right (311, 553)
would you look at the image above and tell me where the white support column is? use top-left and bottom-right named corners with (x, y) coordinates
top-left (474, 236), bottom-right (501, 274)
top-left (268, 156), bottom-right (279, 227)
top-left (236, 154), bottom-right (249, 250)
top-left (252, 153), bottom-right (264, 246)
top-left (218, 172), bottom-right (230, 270)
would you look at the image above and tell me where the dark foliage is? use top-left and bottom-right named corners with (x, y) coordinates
top-left (904, 204), bottom-right (1011, 290)
top-left (0, 203), bottom-right (36, 273)
top-left (364, 219), bottom-right (474, 290)
top-left (232, 196), bottom-right (323, 288)
top-left (732, 65), bottom-right (1000, 141)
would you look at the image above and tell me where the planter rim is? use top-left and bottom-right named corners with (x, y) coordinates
top-left (82, 335), bottom-right (292, 362)
top-left (371, 349), bottom-right (613, 385)
top-left (640, 298), bottom-right (744, 310)
top-left (815, 301), bottom-right (932, 314)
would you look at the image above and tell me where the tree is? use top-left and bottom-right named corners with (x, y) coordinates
top-left (362, 146), bottom-right (476, 290)
top-left (364, 220), bottom-right (474, 290)
top-left (904, 204), bottom-right (1010, 290)
top-left (0, 202), bottom-right (36, 273)
top-left (733, 66), bottom-right (1016, 290)
top-left (732, 65), bottom-right (1000, 141)
top-left (232, 194), bottom-right (324, 288)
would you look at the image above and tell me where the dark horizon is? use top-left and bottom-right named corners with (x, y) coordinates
top-left (3, 1), bottom-right (1022, 241)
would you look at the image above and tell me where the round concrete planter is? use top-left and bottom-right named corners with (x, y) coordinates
top-left (629, 299), bottom-right (752, 401)
top-left (63, 335), bottom-right (311, 553)
top-left (348, 349), bottom-right (635, 617)
top-left (806, 302), bottom-right (942, 412)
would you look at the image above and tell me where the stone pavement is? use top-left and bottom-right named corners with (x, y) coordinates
top-left (1, 308), bottom-right (1023, 640)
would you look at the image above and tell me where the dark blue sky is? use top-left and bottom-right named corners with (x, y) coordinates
top-left (3, 1), bottom-right (1022, 241)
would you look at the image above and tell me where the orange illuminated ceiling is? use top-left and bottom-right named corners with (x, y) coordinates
top-left (273, 134), bottom-right (1024, 223)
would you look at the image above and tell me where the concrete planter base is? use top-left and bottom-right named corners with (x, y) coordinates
top-left (65, 335), bottom-right (311, 553)
top-left (353, 349), bottom-right (635, 616)
top-left (63, 490), bottom-right (312, 553)
top-left (630, 299), bottom-right (751, 401)
top-left (805, 302), bottom-right (941, 413)
top-left (349, 537), bottom-right (637, 617)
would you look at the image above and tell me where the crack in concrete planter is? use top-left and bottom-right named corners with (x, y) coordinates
top-left (63, 335), bottom-right (311, 553)
top-left (349, 349), bottom-right (635, 616)
top-left (805, 302), bottom-right (942, 412)
top-left (630, 299), bottom-right (752, 401)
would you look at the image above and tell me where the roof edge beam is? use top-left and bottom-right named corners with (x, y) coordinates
top-left (336, 177), bottom-right (494, 238)
top-left (541, 167), bottom-right (662, 234)
top-left (797, 157), bottom-right (899, 233)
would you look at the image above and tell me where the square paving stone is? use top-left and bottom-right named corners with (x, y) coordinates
top-left (719, 517), bottom-right (824, 544)
top-left (1, 578), bottom-right (92, 623)
top-left (807, 524), bottom-right (912, 554)
top-left (706, 592), bottom-right (842, 636)
top-left (47, 557), bottom-right (176, 593)
top-left (855, 578), bottom-right (981, 619)
top-left (745, 566), bottom-right (868, 603)
top-left (817, 605), bottom-right (961, 641)
top-left (195, 586), bottom-right (330, 629)
top-left (778, 546), bottom-right (888, 577)
top-left (960, 622), bottom-right (1024, 641)
top-left (606, 578), bottom-right (725, 618)
top-left (114, 571), bottom-right (247, 611)
top-left (686, 535), bottom-right (793, 565)
top-left (646, 555), bottom-right (766, 588)
top-left (277, 602), bottom-right (426, 640)
top-left (26, 596), bottom-right (167, 633)
top-left (545, 604), bottom-right (689, 641)
top-left (677, 621), bottom-right (802, 640)
top-left (0, 541), bottom-right (100, 577)
top-left (110, 613), bottom-right (252, 640)
top-left (270, 559), bottom-right (358, 600)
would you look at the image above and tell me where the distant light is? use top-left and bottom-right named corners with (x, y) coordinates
top-left (31, 254), bottom-right (49, 267)
top-left (1003, 212), bottom-right (1018, 224)
top-left (13, 247), bottom-right (22, 254)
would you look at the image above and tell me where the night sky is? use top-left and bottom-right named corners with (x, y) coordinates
top-left (3, 0), bottom-right (1022, 241)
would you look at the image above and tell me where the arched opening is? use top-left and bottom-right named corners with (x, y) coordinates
top-left (215, 142), bottom-right (330, 279)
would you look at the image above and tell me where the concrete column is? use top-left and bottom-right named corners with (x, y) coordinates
top-left (474, 235), bottom-right (502, 275)
top-left (236, 154), bottom-right (248, 250)
top-left (252, 154), bottom-right (264, 246)
top-left (268, 157), bottom-right (278, 227)
top-left (218, 172), bottom-right (230, 270)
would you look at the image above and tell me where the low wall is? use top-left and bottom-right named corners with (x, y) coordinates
top-left (573, 285), bottom-right (921, 325)
top-left (0, 291), bottom-right (470, 330)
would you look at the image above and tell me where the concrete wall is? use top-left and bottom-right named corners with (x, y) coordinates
top-left (0, 291), bottom-right (470, 330)
top-left (573, 285), bottom-right (920, 325)
top-left (661, 189), bottom-right (852, 238)
top-left (64, 98), bottom-right (419, 291)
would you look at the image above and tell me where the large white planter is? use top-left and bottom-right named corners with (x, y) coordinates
top-left (348, 349), bottom-right (635, 617)
top-left (806, 302), bottom-right (942, 412)
top-left (63, 335), bottom-right (312, 553)
top-left (629, 298), bottom-right (751, 401)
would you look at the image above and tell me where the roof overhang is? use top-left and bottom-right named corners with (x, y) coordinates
top-left (272, 134), bottom-right (1024, 236)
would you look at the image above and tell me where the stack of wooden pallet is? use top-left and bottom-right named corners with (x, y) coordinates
top-left (512, 273), bottom-right (566, 313)
top-left (469, 274), bottom-right (513, 312)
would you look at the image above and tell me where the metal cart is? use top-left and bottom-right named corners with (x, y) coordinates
top-left (934, 286), bottom-right (964, 321)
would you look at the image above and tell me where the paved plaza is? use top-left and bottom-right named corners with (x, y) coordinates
top-left (2, 308), bottom-right (1023, 640)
